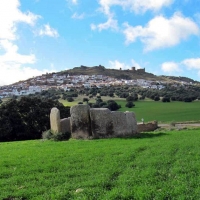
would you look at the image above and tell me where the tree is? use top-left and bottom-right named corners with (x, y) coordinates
top-left (0, 98), bottom-right (2, 104)
top-left (83, 98), bottom-right (89, 103)
top-left (107, 100), bottom-right (121, 111)
top-left (184, 97), bottom-right (192, 102)
top-left (0, 97), bottom-right (70, 141)
top-left (154, 96), bottom-right (160, 101)
top-left (125, 101), bottom-right (135, 108)
top-left (67, 97), bottom-right (74, 102)
top-left (162, 97), bottom-right (170, 102)
top-left (126, 96), bottom-right (135, 102)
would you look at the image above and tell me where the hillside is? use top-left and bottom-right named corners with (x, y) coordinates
top-left (58, 65), bottom-right (197, 83)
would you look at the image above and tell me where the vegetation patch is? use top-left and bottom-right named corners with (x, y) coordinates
top-left (0, 129), bottom-right (200, 199)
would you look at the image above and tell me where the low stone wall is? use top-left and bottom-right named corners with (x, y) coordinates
top-left (137, 121), bottom-right (158, 133)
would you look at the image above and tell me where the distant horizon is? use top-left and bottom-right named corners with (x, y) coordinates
top-left (1, 0), bottom-right (200, 86)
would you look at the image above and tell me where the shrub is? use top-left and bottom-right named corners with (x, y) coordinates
top-left (126, 96), bottom-right (135, 102)
top-left (83, 98), bottom-right (89, 102)
top-left (92, 103), bottom-right (100, 108)
top-left (78, 102), bottom-right (83, 104)
top-left (162, 97), bottom-right (170, 102)
top-left (42, 130), bottom-right (71, 141)
top-left (107, 100), bottom-right (121, 111)
top-left (125, 101), bottom-right (135, 108)
top-left (42, 130), bottom-right (53, 140)
top-left (184, 97), bottom-right (192, 102)
top-left (67, 97), bottom-right (74, 102)
top-left (154, 96), bottom-right (160, 101)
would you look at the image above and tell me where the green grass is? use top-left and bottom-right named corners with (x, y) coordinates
top-left (117, 100), bottom-right (200, 123)
top-left (1, 129), bottom-right (200, 199)
top-left (60, 97), bottom-right (200, 123)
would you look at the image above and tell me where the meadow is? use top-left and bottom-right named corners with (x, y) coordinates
top-left (1, 129), bottom-right (200, 199)
top-left (60, 97), bottom-right (200, 123)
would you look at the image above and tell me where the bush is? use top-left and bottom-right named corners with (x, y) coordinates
top-left (83, 98), bottom-right (89, 102)
top-left (126, 96), bottom-right (135, 102)
top-left (67, 97), bottom-right (74, 102)
top-left (154, 96), bottom-right (160, 101)
top-left (107, 100), bottom-right (121, 111)
top-left (184, 97), bottom-right (192, 102)
top-left (78, 102), bottom-right (83, 104)
top-left (42, 130), bottom-right (71, 141)
top-left (92, 103), bottom-right (100, 108)
top-left (125, 101), bottom-right (135, 108)
top-left (162, 97), bottom-right (170, 102)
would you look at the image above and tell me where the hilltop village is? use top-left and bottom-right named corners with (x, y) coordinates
top-left (0, 66), bottom-right (195, 98)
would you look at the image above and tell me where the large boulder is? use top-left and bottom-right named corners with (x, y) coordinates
top-left (50, 107), bottom-right (61, 134)
top-left (70, 105), bottom-right (91, 139)
top-left (90, 108), bottom-right (114, 138)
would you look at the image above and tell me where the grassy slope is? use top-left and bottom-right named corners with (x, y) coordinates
top-left (1, 129), bottom-right (200, 199)
top-left (60, 97), bottom-right (200, 123)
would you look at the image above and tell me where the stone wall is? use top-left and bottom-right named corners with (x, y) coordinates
top-left (137, 121), bottom-right (158, 133)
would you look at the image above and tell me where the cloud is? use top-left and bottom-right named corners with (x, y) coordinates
top-left (98, 0), bottom-right (174, 16)
top-left (108, 59), bottom-right (141, 70)
top-left (131, 59), bottom-right (142, 69)
top-left (109, 60), bottom-right (130, 70)
top-left (0, 40), bottom-right (47, 86)
top-left (182, 58), bottom-right (200, 70)
top-left (0, 0), bottom-right (55, 86)
top-left (161, 62), bottom-right (181, 73)
top-left (0, 0), bottom-right (39, 41)
top-left (123, 12), bottom-right (199, 51)
top-left (72, 0), bottom-right (78, 4)
top-left (66, 0), bottom-right (78, 5)
top-left (39, 24), bottom-right (59, 38)
top-left (91, 16), bottom-right (118, 31)
top-left (0, 40), bottom-right (35, 64)
top-left (161, 58), bottom-right (200, 77)
top-left (71, 12), bottom-right (85, 19)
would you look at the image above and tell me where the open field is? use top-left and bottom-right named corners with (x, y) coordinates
top-left (1, 129), bottom-right (200, 199)
top-left (59, 97), bottom-right (200, 123)
top-left (118, 100), bottom-right (200, 123)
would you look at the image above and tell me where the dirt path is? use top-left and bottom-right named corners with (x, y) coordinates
top-left (158, 123), bottom-right (200, 128)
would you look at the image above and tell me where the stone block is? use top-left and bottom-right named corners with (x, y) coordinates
top-left (50, 107), bottom-right (61, 134)
top-left (60, 117), bottom-right (71, 134)
top-left (70, 105), bottom-right (91, 139)
top-left (90, 108), bottom-right (113, 138)
top-left (125, 111), bottom-right (138, 135)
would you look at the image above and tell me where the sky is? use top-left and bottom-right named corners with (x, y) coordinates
top-left (0, 0), bottom-right (200, 86)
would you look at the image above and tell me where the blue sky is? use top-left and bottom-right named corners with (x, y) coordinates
top-left (0, 0), bottom-right (200, 85)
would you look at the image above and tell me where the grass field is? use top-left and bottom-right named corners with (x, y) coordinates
top-left (59, 97), bottom-right (200, 123)
top-left (118, 100), bottom-right (200, 123)
top-left (1, 129), bottom-right (200, 199)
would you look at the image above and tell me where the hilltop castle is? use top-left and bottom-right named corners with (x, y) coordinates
top-left (131, 67), bottom-right (145, 73)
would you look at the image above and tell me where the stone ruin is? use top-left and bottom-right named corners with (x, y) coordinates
top-left (137, 121), bottom-right (158, 133)
top-left (50, 105), bottom-right (138, 139)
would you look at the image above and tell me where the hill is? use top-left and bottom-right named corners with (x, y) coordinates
top-left (58, 65), bottom-right (197, 83)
